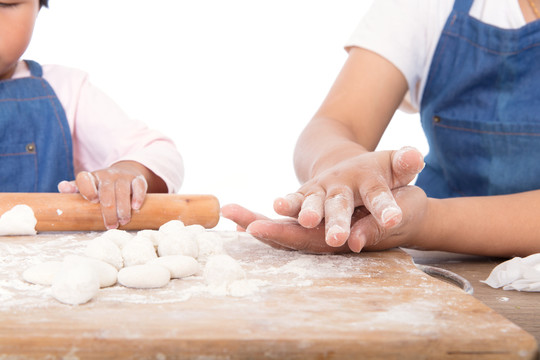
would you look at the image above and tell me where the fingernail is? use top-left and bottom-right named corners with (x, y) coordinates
top-left (349, 232), bottom-right (367, 253)
top-left (381, 206), bottom-right (402, 228)
top-left (326, 225), bottom-right (348, 247)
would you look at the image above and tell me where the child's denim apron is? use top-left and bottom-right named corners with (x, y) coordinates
top-left (417, 0), bottom-right (540, 198)
top-left (0, 60), bottom-right (74, 192)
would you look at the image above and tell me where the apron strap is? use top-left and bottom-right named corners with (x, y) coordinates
top-left (453, 0), bottom-right (473, 13)
top-left (24, 60), bottom-right (43, 78)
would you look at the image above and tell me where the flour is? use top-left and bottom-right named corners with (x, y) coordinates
top-left (0, 204), bottom-right (37, 235)
top-left (3, 229), bottom-right (390, 309)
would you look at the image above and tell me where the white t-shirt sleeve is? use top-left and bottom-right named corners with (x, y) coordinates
top-left (42, 64), bottom-right (184, 193)
top-left (345, 0), bottom-right (525, 112)
top-left (345, 0), bottom-right (452, 111)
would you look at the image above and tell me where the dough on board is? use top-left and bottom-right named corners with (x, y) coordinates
top-left (22, 261), bottom-right (63, 286)
top-left (118, 264), bottom-right (171, 289)
top-left (0, 204), bottom-right (37, 236)
top-left (203, 254), bottom-right (246, 287)
top-left (51, 264), bottom-right (100, 305)
top-left (63, 255), bottom-right (118, 288)
top-left (100, 229), bottom-right (133, 249)
top-left (147, 255), bottom-right (200, 279)
top-left (121, 237), bottom-right (157, 267)
top-left (157, 231), bottom-right (199, 258)
top-left (84, 236), bottom-right (124, 270)
top-left (136, 229), bottom-right (160, 248)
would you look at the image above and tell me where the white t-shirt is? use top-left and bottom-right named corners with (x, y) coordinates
top-left (12, 61), bottom-right (184, 193)
top-left (346, 0), bottom-right (527, 112)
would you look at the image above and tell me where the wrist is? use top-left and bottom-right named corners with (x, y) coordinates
top-left (408, 196), bottom-right (443, 250)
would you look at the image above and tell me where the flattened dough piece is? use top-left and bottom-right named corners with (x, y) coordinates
top-left (22, 261), bottom-right (63, 285)
top-left (118, 264), bottom-right (170, 289)
top-left (63, 255), bottom-right (118, 288)
top-left (147, 255), bottom-right (200, 279)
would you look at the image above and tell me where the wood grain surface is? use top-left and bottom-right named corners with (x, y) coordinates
top-left (0, 233), bottom-right (537, 359)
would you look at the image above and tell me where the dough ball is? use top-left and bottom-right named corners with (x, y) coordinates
top-left (147, 255), bottom-right (200, 279)
top-left (22, 261), bottom-right (63, 285)
top-left (84, 237), bottom-right (123, 270)
top-left (203, 254), bottom-right (245, 287)
top-left (0, 204), bottom-right (37, 236)
top-left (63, 255), bottom-right (118, 288)
top-left (158, 220), bottom-right (185, 235)
top-left (185, 224), bottom-right (206, 234)
top-left (197, 231), bottom-right (225, 259)
top-left (51, 264), bottom-right (100, 305)
top-left (121, 238), bottom-right (157, 267)
top-left (157, 231), bottom-right (199, 258)
top-left (117, 264), bottom-right (170, 289)
top-left (100, 229), bottom-right (133, 249)
top-left (135, 229), bottom-right (160, 248)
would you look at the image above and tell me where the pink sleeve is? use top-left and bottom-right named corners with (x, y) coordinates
top-left (42, 65), bottom-right (184, 193)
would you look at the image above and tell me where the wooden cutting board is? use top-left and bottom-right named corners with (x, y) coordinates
top-left (0, 232), bottom-right (537, 359)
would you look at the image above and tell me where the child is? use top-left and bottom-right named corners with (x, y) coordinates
top-left (0, 0), bottom-right (183, 229)
top-left (222, 0), bottom-right (540, 257)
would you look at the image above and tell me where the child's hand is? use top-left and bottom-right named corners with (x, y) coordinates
top-left (58, 161), bottom-right (149, 229)
top-left (222, 186), bottom-right (428, 254)
top-left (273, 147), bottom-right (424, 248)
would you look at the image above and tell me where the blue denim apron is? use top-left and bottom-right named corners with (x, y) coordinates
top-left (0, 60), bottom-right (74, 192)
top-left (416, 0), bottom-right (540, 198)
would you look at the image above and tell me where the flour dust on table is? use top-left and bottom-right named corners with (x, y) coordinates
top-left (2, 217), bottom-right (375, 308)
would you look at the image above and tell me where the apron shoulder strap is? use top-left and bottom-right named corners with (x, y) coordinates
top-left (24, 60), bottom-right (43, 78)
top-left (453, 0), bottom-right (473, 13)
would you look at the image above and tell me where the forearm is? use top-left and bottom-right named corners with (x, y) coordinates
top-left (293, 47), bottom-right (408, 184)
top-left (414, 191), bottom-right (540, 257)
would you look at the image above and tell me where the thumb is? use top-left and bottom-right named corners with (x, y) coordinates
top-left (57, 180), bottom-right (78, 193)
top-left (390, 147), bottom-right (424, 187)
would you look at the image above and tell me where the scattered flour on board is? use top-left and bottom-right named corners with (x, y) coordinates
top-left (0, 231), bottom-right (382, 309)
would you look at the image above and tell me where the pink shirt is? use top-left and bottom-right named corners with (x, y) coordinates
top-left (12, 61), bottom-right (184, 193)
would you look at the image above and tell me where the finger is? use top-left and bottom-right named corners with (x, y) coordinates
top-left (390, 146), bottom-right (425, 187)
top-left (348, 214), bottom-right (382, 253)
top-left (115, 178), bottom-right (132, 226)
top-left (324, 187), bottom-right (354, 247)
top-left (76, 171), bottom-right (99, 203)
top-left (298, 192), bottom-right (324, 228)
top-left (57, 180), bottom-right (78, 193)
top-left (247, 219), bottom-right (350, 254)
top-left (244, 220), bottom-right (293, 251)
top-left (359, 180), bottom-right (402, 229)
top-left (97, 178), bottom-right (118, 229)
top-left (221, 204), bottom-right (270, 230)
top-left (273, 193), bottom-right (304, 217)
top-left (131, 175), bottom-right (148, 210)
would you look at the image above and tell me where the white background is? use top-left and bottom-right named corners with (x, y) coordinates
top-left (24, 0), bottom-right (427, 229)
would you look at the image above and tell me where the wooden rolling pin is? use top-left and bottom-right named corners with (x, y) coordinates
top-left (0, 193), bottom-right (220, 231)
